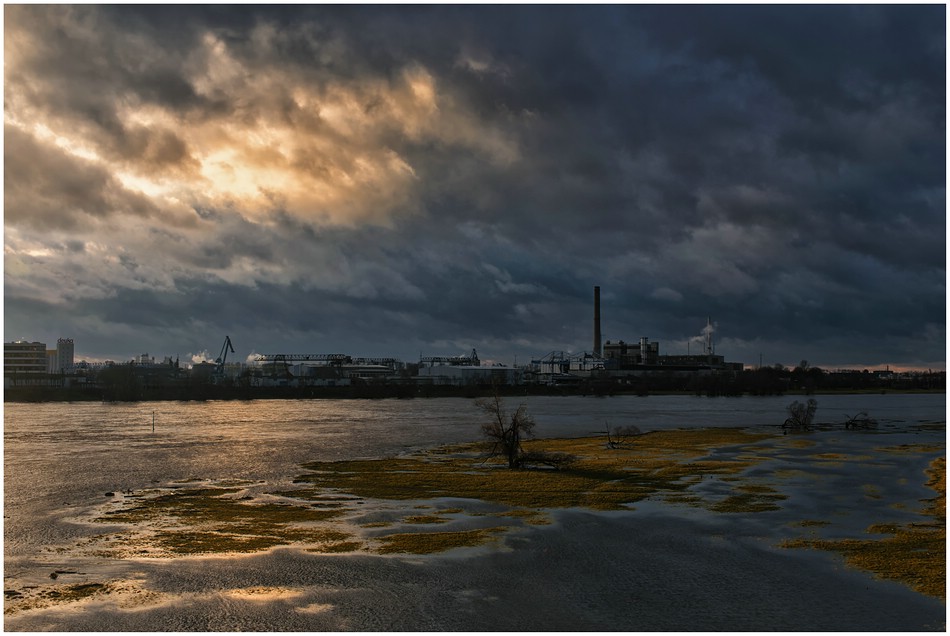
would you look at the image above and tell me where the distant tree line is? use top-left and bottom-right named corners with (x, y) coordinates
top-left (602, 363), bottom-right (944, 397)
top-left (4, 359), bottom-right (944, 402)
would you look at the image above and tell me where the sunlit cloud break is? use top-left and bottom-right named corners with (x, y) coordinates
top-left (3, 5), bottom-right (945, 370)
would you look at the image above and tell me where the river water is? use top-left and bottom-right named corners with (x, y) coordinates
top-left (4, 393), bottom-right (946, 630)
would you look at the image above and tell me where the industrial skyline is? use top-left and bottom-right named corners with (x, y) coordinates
top-left (4, 5), bottom-right (944, 372)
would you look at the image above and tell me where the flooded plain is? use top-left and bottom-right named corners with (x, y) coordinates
top-left (4, 393), bottom-right (946, 630)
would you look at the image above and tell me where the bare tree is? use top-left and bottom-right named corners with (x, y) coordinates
top-left (605, 423), bottom-right (642, 449)
top-left (783, 398), bottom-right (818, 432)
top-left (475, 392), bottom-right (536, 469)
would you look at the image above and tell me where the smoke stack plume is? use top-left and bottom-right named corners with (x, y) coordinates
top-left (593, 286), bottom-right (602, 356)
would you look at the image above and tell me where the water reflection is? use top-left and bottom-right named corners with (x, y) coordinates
top-left (4, 394), bottom-right (944, 555)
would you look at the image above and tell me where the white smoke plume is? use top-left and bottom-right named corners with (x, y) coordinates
top-left (689, 319), bottom-right (717, 353)
top-left (190, 350), bottom-right (213, 365)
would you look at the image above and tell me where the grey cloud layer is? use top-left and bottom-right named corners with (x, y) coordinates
top-left (4, 5), bottom-right (944, 367)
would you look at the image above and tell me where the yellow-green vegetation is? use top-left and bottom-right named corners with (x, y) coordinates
top-left (295, 428), bottom-right (770, 512)
top-left (403, 515), bottom-right (449, 524)
top-left (4, 582), bottom-right (108, 615)
top-left (376, 527), bottom-right (507, 554)
top-left (709, 483), bottom-right (787, 513)
top-left (83, 428), bottom-right (776, 561)
top-left (80, 425), bottom-right (944, 596)
top-left (95, 486), bottom-right (348, 556)
top-left (41, 582), bottom-right (106, 602)
top-left (780, 438), bottom-right (816, 449)
top-left (494, 508), bottom-right (552, 525)
top-left (784, 456), bottom-right (946, 599)
top-left (305, 540), bottom-right (364, 554)
top-left (877, 443), bottom-right (944, 455)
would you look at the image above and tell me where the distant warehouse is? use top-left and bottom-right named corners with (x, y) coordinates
top-left (417, 349), bottom-right (524, 386)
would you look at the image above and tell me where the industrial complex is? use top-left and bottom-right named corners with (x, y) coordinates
top-left (5, 286), bottom-right (940, 397)
top-left (5, 287), bottom-right (739, 387)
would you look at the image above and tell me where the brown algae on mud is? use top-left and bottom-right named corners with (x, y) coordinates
top-left (784, 457), bottom-right (946, 599)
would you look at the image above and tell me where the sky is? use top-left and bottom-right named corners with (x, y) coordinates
top-left (3, 4), bottom-right (946, 371)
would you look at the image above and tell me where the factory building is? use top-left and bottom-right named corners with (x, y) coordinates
top-left (594, 287), bottom-right (743, 376)
top-left (250, 353), bottom-right (403, 387)
top-left (416, 349), bottom-right (524, 385)
top-left (562, 287), bottom-right (744, 382)
top-left (418, 364), bottom-right (523, 386)
top-left (529, 351), bottom-right (606, 385)
top-left (603, 337), bottom-right (660, 366)
top-left (602, 339), bottom-right (741, 374)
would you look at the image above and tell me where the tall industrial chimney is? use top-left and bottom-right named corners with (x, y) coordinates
top-left (593, 286), bottom-right (602, 357)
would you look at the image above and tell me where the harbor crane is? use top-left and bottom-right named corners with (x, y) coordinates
top-left (213, 336), bottom-right (235, 382)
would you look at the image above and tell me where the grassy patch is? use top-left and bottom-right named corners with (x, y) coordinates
top-left (305, 540), bottom-right (365, 554)
top-left (780, 438), bottom-right (816, 449)
top-left (99, 487), bottom-right (341, 527)
top-left (43, 583), bottom-right (106, 602)
top-left (85, 429), bottom-right (776, 559)
top-left (709, 483), bottom-right (787, 513)
top-left (375, 527), bottom-right (507, 554)
top-left (783, 456), bottom-right (945, 599)
top-left (494, 508), bottom-right (552, 525)
top-left (403, 515), bottom-right (449, 525)
top-left (5, 582), bottom-right (109, 615)
top-left (92, 486), bottom-right (352, 556)
top-left (877, 443), bottom-right (944, 455)
top-left (82, 428), bottom-right (942, 577)
top-left (294, 428), bottom-right (770, 512)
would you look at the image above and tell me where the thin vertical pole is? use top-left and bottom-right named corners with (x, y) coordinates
top-left (152, 411), bottom-right (155, 432)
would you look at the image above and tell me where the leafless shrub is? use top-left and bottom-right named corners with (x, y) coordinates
top-left (783, 398), bottom-right (818, 432)
top-left (605, 423), bottom-right (642, 449)
top-left (844, 412), bottom-right (877, 430)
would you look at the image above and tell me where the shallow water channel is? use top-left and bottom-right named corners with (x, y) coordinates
top-left (4, 393), bottom-right (946, 630)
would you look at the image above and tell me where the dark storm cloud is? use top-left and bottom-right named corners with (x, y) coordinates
top-left (4, 125), bottom-right (165, 230)
top-left (4, 5), bottom-right (944, 368)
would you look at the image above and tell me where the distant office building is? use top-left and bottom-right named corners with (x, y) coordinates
top-left (56, 338), bottom-right (74, 372)
top-left (5, 340), bottom-right (48, 375)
